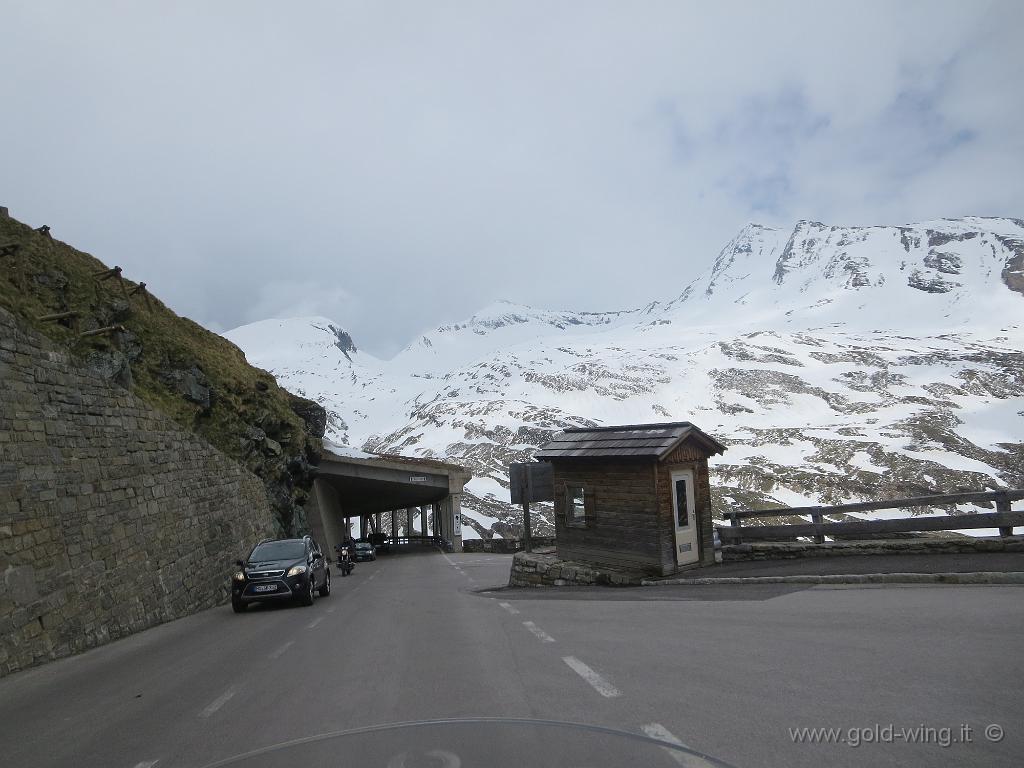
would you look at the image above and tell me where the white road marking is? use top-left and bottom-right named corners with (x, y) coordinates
top-left (327, 605), bottom-right (337, 614)
top-left (132, 762), bottom-right (159, 768)
top-left (562, 656), bottom-right (621, 698)
top-left (523, 621), bottom-right (555, 643)
top-left (199, 687), bottom-right (236, 718)
top-left (308, 616), bottom-right (324, 628)
top-left (499, 602), bottom-right (520, 615)
top-left (642, 723), bottom-right (713, 767)
top-left (269, 641), bottom-right (294, 659)
top-left (441, 553), bottom-right (457, 566)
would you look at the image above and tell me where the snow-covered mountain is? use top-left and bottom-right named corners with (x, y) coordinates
top-left (224, 217), bottom-right (1024, 539)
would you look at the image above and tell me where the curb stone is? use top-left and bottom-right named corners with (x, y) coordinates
top-left (640, 572), bottom-right (1024, 586)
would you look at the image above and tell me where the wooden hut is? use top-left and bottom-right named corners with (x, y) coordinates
top-left (533, 422), bottom-right (726, 576)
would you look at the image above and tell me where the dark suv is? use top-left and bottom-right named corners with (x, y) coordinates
top-left (231, 535), bottom-right (330, 612)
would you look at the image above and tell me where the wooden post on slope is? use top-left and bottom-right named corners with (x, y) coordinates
top-left (92, 265), bottom-right (130, 299)
top-left (129, 281), bottom-right (153, 311)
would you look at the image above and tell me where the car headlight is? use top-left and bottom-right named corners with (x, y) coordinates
top-left (233, 571), bottom-right (246, 582)
top-left (287, 565), bottom-right (307, 577)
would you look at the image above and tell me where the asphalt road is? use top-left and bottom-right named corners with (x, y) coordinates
top-left (1, 552), bottom-right (1022, 768)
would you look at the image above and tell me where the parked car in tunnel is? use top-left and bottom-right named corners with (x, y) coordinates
top-left (353, 541), bottom-right (377, 561)
top-left (231, 535), bottom-right (330, 612)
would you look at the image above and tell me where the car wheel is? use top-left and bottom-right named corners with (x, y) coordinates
top-left (300, 577), bottom-right (315, 606)
top-left (319, 569), bottom-right (331, 597)
top-left (232, 596), bottom-right (246, 613)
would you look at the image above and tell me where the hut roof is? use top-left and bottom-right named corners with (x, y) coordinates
top-left (533, 421), bottom-right (726, 461)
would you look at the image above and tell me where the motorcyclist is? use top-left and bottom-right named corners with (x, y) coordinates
top-left (335, 538), bottom-right (355, 574)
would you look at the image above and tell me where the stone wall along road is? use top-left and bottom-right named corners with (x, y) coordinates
top-left (0, 307), bottom-right (276, 676)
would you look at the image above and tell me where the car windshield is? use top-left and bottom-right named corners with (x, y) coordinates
top-left (3, 5), bottom-right (1021, 768)
top-left (249, 542), bottom-right (306, 561)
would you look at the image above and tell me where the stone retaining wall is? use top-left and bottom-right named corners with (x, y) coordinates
top-left (722, 536), bottom-right (1024, 561)
top-left (462, 536), bottom-right (555, 554)
top-left (0, 308), bottom-right (277, 676)
top-left (509, 551), bottom-right (643, 587)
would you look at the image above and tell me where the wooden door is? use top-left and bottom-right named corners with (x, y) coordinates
top-left (671, 470), bottom-right (699, 567)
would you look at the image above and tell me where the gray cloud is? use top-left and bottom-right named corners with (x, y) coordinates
top-left (2, 0), bottom-right (1021, 356)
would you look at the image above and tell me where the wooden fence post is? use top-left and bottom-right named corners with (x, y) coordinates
top-left (996, 492), bottom-right (1013, 537)
top-left (810, 508), bottom-right (825, 544)
top-left (728, 511), bottom-right (742, 545)
top-left (522, 464), bottom-right (533, 552)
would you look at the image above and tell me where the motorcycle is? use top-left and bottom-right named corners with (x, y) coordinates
top-left (336, 545), bottom-right (355, 577)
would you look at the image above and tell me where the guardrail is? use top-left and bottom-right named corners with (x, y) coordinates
top-left (717, 490), bottom-right (1024, 545)
top-left (384, 535), bottom-right (454, 552)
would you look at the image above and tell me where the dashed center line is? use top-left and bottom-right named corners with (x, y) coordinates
top-left (132, 761), bottom-right (159, 768)
top-left (642, 723), bottom-right (712, 767)
top-left (308, 616), bottom-right (324, 628)
top-left (562, 656), bottom-right (621, 698)
top-left (499, 602), bottom-right (520, 615)
top-left (269, 640), bottom-right (294, 659)
top-left (523, 621), bottom-right (555, 642)
top-left (199, 687), bottom-right (236, 718)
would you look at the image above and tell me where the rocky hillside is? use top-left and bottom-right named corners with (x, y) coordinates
top-left (0, 211), bottom-right (325, 535)
top-left (225, 217), bottom-right (1024, 539)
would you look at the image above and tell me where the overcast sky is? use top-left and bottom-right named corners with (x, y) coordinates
top-left (3, 1), bottom-right (1022, 357)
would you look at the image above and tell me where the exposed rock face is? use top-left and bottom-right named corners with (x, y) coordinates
top-left (158, 364), bottom-right (213, 410)
top-left (330, 324), bottom-right (357, 358)
top-left (907, 269), bottom-right (958, 293)
top-left (84, 348), bottom-right (134, 390)
top-left (287, 393), bottom-right (328, 439)
top-left (923, 252), bottom-right (962, 275)
top-left (998, 235), bottom-right (1024, 295)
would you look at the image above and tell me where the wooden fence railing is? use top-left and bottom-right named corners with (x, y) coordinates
top-left (717, 490), bottom-right (1024, 545)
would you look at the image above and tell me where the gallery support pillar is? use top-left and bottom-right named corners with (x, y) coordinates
top-left (451, 493), bottom-right (463, 550)
top-left (439, 494), bottom-right (462, 550)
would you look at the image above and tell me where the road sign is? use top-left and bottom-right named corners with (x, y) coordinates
top-left (510, 462), bottom-right (554, 504)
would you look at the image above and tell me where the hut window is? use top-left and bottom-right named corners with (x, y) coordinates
top-left (567, 486), bottom-right (586, 526)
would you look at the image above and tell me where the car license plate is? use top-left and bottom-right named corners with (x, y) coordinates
top-left (253, 584), bottom-right (277, 593)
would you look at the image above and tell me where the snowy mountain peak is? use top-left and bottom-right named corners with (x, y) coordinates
top-left (660, 217), bottom-right (1023, 333)
top-left (224, 316), bottom-right (373, 369)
